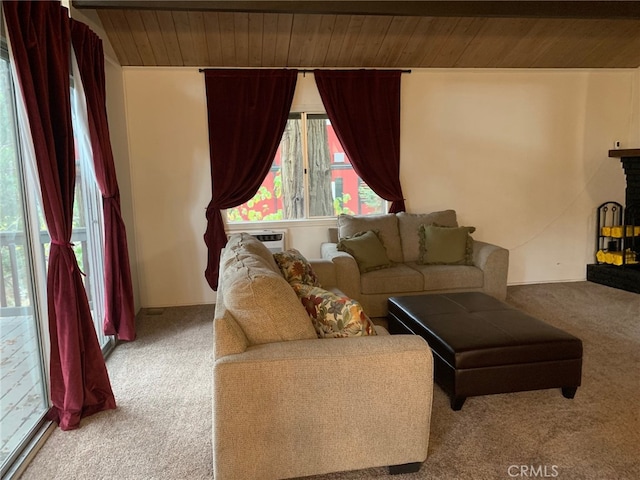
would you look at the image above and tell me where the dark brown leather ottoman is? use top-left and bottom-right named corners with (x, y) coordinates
top-left (387, 292), bottom-right (582, 410)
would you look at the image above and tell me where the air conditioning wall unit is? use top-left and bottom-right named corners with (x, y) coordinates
top-left (243, 229), bottom-right (287, 253)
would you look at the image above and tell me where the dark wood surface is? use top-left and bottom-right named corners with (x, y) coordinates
top-left (609, 149), bottom-right (640, 158)
top-left (71, 1), bottom-right (640, 68)
top-left (73, 1), bottom-right (640, 18)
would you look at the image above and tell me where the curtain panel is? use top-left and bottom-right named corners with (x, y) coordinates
top-left (3, 0), bottom-right (116, 430)
top-left (203, 69), bottom-right (298, 290)
top-left (313, 70), bottom-right (406, 213)
top-left (70, 19), bottom-right (136, 341)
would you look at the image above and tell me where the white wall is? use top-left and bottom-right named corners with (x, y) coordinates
top-left (122, 67), bottom-right (638, 307)
top-left (123, 69), bottom-right (216, 307)
top-left (402, 70), bottom-right (632, 285)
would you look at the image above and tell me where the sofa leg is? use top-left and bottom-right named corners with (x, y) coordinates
top-left (562, 387), bottom-right (578, 399)
top-left (451, 396), bottom-right (466, 411)
top-left (389, 462), bottom-right (422, 475)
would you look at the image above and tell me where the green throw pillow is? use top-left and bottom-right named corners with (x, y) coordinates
top-left (418, 224), bottom-right (476, 265)
top-left (336, 230), bottom-right (391, 273)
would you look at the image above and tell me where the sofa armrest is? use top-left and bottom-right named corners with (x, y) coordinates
top-left (320, 242), bottom-right (362, 301)
top-left (308, 258), bottom-right (337, 288)
top-left (213, 335), bottom-right (433, 480)
top-left (473, 240), bottom-right (509, 300)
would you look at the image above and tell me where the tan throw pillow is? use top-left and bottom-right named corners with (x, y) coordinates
top-left (418, 224), bottom-right (476, 265)
top-left (273, 249), bottom-right (321, 286)
top-left (291, 283), bottom-right (377, 338)
top-left (336, 230), bottom-right (392, 273)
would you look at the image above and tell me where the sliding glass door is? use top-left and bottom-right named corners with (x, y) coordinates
top-left (0, 51), bottom-right (49, 477)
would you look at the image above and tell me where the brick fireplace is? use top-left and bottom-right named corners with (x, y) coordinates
top-left (586, 149), bottom-right (640, 294)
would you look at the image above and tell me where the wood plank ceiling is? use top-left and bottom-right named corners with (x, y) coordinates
top-left (74, 1), bottom-right (640, 68)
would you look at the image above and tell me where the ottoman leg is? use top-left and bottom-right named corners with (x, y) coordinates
top-left (451, 396), bottom-right (466, 411)
top-left (562, 387), bottom-right (578, 399)
top-left (389, 462), bottom-right (422, 474)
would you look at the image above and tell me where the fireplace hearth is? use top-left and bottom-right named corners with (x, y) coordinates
top-left (587, 263), bottom-right (640, 293)
top-left (586, 149), bottom-right (640, 294)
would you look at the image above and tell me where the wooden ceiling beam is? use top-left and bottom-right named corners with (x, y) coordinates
top-left (73, 1), bottom-right (640, 19)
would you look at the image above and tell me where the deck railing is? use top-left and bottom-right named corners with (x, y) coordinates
top-left (0, 228), bottom-right (90, 317)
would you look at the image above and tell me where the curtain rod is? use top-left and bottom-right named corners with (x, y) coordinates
top-left (198, 68), bottom-right (411, 73)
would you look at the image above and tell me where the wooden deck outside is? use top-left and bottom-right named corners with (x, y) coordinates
top-left (0, 314), bottom-right (47, 467)
top-left (1, 227), bottom-right (107, 469)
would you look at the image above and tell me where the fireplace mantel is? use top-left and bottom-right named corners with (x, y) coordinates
top-left (609, 149), bottom-right (640, 158)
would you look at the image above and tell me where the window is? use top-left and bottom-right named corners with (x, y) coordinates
top-left (70, 79), bottom-right (112, 354)
top-left (226, 113), bottom-right (385, 222)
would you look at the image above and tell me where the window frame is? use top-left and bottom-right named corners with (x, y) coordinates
top-left (69, 70), bottom-right (115, 356)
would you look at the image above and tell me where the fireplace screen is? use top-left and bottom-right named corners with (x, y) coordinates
top-left (595, 201), bottom-right (640, 266)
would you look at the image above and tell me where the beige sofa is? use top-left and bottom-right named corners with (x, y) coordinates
top-left (322, 210), bottom-right (509, 318)
top-left (213, 233), bottom-right (434, 480)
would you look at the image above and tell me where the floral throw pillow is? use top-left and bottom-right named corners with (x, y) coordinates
top-left (291, 283), bottom-right (377, 338)
top-left (273, 249), bottom-right (321, 287)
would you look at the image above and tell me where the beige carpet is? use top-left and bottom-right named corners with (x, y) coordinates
top-left (19, 282), bottom-right (640, 480)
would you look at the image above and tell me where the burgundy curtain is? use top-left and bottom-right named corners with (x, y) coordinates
top-left (203, 69), bottom-right (297, 290)
top-left (3, 1), bottom-right (116, 430)
top-left (314, 70), bottom-right (406, 213)
top-left (70, 19), bottom-right (136, 341)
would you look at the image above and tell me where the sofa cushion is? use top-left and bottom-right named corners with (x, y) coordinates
top-left (223, 250), bottom-right (278, 279)
top-left (418, 224), bottom-right (476, 265)
top-left (407, 263), bottom-right (484, 290)
top-left (338, 214), bottom-right (403, 263)
top-left (336, 230), bottom-right (391, 273)
top-left (292, 283), bottom-right (377, 338)
top-left (213, 314), bottom-right (249, 359)
top-left (223, 233), bottom-right (281, 273)
top-left (360, 264), bottom-right (424, 295)
top-left (397, 210), bottom-right (458, 262)
top-left (223, 261), bottom-right (317, 346)
top-left (273, 249), bottom-right (322, 286)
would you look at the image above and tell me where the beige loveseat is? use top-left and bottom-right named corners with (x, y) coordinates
top-left (322, 210), bottom-right (509, 318)
top-left (213, 233), bottom-right (434, 480)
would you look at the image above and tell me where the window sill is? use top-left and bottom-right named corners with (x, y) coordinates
top-left (225, 217), bottom-right (337, 232)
